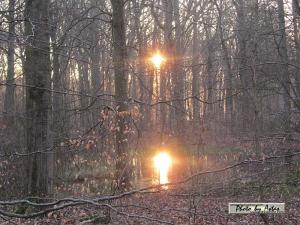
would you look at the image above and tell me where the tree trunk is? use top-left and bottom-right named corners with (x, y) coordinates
top-left (207, 41), bottom-right (214, 126)
top-left (234, 0), bottom-right (251, 131)
top-left (162, 0), bottom-right (173, 134)
top-left (24, 0), bottom-right (52, 196)
top-left (192, 15), bottom-right (201, 128)
top-left (50, 28), bottom-right (60, 195)
top-left (292, 0), bottom-right (300, 109)
top-left (277, 0), bottom-right (291, 132)
top-left (276, 0), bottom-right (293, 186)
top-left (90, 32), bottom-right (102, 121)
top-left (4, 0), bottom-right (16, 126)
top-left (133, 0), bottom-right (146, 129)
top-left (215, 2), bottom-right (233, 134)
top-left (173, 0), bottom-right (185, 134)
top-left (111, 0), bottom-right (130, 189)
top-left (78, 51), bottom-right (91, 129)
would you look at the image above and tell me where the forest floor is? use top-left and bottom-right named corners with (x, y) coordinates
top-left (1, 185), bottom-right (299, 225)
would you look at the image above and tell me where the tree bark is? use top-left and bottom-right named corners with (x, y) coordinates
top-left (173, 0), bottom-right (185, 134)
top-left (24, 0), bottom-right (52, 196)
top-left (192, 15), bottom-right (201, 128)
top-left (4, 0), bottom-right (16, 126)
top-left (111, 0), bottom-right (130, 189)
top-left (277, 0), bottom-right (291, 132)
top-left (162, 0), bottom-right (173, 133)
top-left (292, 0), bottom-right (300, 109)
top-left (90, 27), bottom-right (102, 122)
top-left (203, 26), bottom-right (214, 129)
top-left (215, 1), bottom-right (233, 134)
top-left (78, 50), bottom-right (91, 129)
top-left (133, 0), bottom-right (146, 129)
top-left (233, 0), bottom-right (251, 131)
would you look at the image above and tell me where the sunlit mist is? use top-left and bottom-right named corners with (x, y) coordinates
top-left (150, 52), bottom-right (165, 68)
top-left (153, 152), bottom-right (172, 185)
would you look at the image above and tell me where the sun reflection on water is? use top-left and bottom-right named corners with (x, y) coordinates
top-left (153, 152), bottom-right (172, 186)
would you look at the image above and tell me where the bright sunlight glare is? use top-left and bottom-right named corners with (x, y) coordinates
top-left (150, 52), bottom-right (165, 68)
top-left (153, 152), bottom-right (172, 185)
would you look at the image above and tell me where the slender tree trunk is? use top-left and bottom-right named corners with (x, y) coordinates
top-left (24, 0), bottom-right (52, 196)
top-left (162, 0), bottom-right (173, 134)
top-left (192, 17), bottom-right (201, 128)
top-left (111, 0), bottom-right (130, 189)
top-left (50, 34), bottom-right (60, 194)
top-left (133, 0), bottom-right (146, 129)
top-left (78, 51), bottom-right (90, 129)
top-left (173, 0), bottom-right (185, 134)
top-left (207, 41), bottom-right (213, 124)
top-left (292, 0), bottom-right (300, 109)
top-left (204, 26), bottom-right (214, 129)
top-left (4, 0), bottom-right (16, 126)
top-left (277, 0), bottom-right (293, 187)
top-left (234, 0), bottom-right (251, 131)
top-left (147, 68), bottom-right (154, 130)
top-left (277, 0), bottom-right (291, 132)
top-left (145, 26), bottom-right (157, 131)
top-left (90, 33), bottom-right (102, 120)
top-left (215, 2), bottom-right (233, 134)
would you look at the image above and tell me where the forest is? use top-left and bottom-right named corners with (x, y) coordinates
top-left (0, 0), bottom-right (300, 224)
